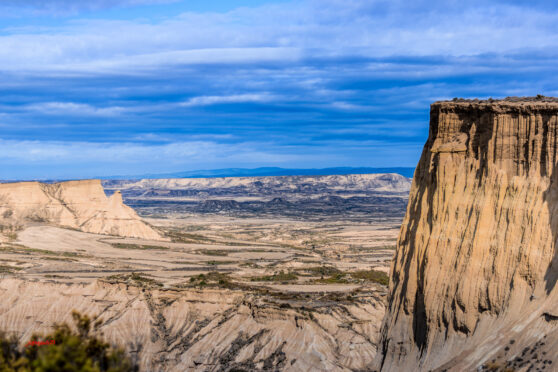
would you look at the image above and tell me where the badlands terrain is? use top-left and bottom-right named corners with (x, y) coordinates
top-left (0, 173), bottom-right (410, 371)
top-left (5, 98), bottom-right (558, 372)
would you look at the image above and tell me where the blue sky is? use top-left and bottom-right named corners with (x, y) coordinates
top-left (1, 0), bottom-right (558, 179)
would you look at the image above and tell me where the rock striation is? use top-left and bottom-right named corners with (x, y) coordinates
top-left (0, 278), bottom-right (385, 372)
top-left (0, 179), bottom-right (162, 240)
top-left (375, 97), bottom-right (558, 371)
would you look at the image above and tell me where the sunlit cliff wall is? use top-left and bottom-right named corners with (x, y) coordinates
top-left (375, 98), bottom-right (558, 371)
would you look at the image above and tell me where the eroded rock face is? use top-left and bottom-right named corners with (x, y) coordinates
top-left (375, 98), bottom-right (558, 371)
top-left (0, 179), bottom-right (162, 240)
top-left (0, 278), bottom-right (385, 372)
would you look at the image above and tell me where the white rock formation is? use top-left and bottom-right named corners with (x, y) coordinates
top-left (0, 179), bottom-right (162, 240)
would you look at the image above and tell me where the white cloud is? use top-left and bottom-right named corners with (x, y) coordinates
top-left (25, 102), bottom-right (126, 116)
top-left (180, 93), bottom-right (275, 107)
top-left (0, 139), bottom-right (300, 176)
top-left (0, 1), bottom-right (555, 75)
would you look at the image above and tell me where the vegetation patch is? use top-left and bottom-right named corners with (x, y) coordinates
top-left (110, 243), bottom-right (169, 250)
top-left (206, 260), bottom-right (237, 266)
top-left (302, 268), bottom-right (389, 285)
top-left (187, 272), bottom-right (244, 290)
top-left (0, 264), bottom-right (22, 273)
top-left (314, 272), bottom-right (348, 284)
top-left (0, 244), bottom-right (88, 259)
top-left (250, 270), bottom-right (298, 282)
top-left (0, 311), bottom-right (137, 371)
top-left (299, 266), bottom-right (341, 277)
top-left (197, 249), bottom-right (230, 256)
top-left (105, 272), bottom-right (163, 287)
top-left (165, 230), bottom-right (216, 244)
top-left (350, 269), bottom-right (389, 285)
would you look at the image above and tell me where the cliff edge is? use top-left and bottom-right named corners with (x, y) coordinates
top-left (375, 97), bottom-right (558, 371)
top-left (0, 179), bottom-right (162, 240)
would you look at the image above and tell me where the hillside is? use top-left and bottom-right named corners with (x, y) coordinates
top-left (0, 180), bottom-right (162, 240)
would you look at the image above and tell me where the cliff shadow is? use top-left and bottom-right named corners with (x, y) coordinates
top-left (544, 166), bottom-right (558, 294)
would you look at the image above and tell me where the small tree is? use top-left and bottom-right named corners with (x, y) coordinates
top-left (0, 311), bottom-right (138, 372)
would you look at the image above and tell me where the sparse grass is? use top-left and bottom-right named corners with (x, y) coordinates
top-left (296, 268), bottom-right (390, 285)
top-left (314, 273), bottom-right (348, 284)
top-left (5, 232), bottom-right (17, 241)
top-left (0, 264), bottom-right (22, 273)
top-left (165, 230), bottom-right (216, 244)
top-left (105, 272), bottom-right (163, 287)
top-left (186, 272), bottom-right (243, 289)
top-left (206, 260), bottom-right (237, 266)
top-left (250, 270), bottom-right (298, 282)
top-left (0, 244), bottom-right (88, 259)
top-left (300, 266), bottom-right (341, 277)
top-left (351, 269), bottom-right (389, 285)
top-left (110, 243), bottom-right (169, 250)
top-left (197, 249), bottom-right (229, 256)
top-left (42, 256), bottom-right (77, 262)
top-left (239, 262), bottom-right (260, 268)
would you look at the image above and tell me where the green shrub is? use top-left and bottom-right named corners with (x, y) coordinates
top-left (350, 269), bottom-right (389, 285)
top-left (0, 311), bottom-right (137, 372)
top-left (250, 270), bottom-right (298, 282)
top-left (314, 273), bottom-right (348, 284)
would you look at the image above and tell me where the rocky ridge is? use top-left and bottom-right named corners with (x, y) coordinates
top-left (103, 173), bottom-right (411, 221)
top-left (375, 98), bottom-right (558, 371)
top-left (103, 173), bottom-right (411, 196)
top-left (0, 179), bottom-right (162, 240)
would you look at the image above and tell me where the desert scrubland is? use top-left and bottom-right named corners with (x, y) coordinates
top-left (0, 174), bottom-right (409, 371)
top-left (5, 98), bottom-right (558, 372)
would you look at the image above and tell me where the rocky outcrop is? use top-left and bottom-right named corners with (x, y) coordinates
top-left (375, 98), bottom-right (558, 371)
top-left (0, 179), bottom-right (162, 240)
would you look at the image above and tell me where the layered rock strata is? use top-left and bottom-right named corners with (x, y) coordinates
top-left (0, 179), bottom-right (162, 240)
top-left (0, 278), bottom-right (385, 372)
top-left (375, 98), bottom-right (558, 371)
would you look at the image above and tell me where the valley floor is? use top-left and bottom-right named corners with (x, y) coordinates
top-left (0, 215), bottom-right (399, 371)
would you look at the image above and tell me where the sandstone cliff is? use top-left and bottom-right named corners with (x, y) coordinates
top-left (0, 179), bottom-right (162, 240)
top-left (375, 97), bottom-right (558, 371)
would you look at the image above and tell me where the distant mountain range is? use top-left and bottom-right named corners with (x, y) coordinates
top-left (106, 167), bottom-right (415, 179)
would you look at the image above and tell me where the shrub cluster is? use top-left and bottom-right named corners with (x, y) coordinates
top-left (0, 311), bottom-right (138, 372)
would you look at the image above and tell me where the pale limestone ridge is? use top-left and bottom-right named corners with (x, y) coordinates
top-left (107, 173), bottom-right (412, 194)
top-left (0, 179), bottom-right (162, 240)
top-left (375, 98), bottom-right (558, 371)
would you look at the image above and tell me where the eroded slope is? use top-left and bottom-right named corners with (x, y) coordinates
top-left (0, 179), bottom-right (162, 240)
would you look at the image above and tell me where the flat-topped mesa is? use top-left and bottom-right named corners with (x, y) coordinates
top-left (0, 179), bottom-right (162, 240)
top-left (375, 98), bottom-right (558, 371)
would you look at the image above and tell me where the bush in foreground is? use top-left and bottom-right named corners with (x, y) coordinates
top-left (0, 311), bottom-right (138, 372)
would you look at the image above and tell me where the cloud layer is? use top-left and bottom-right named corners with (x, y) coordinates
top-left (0, 0), bottom-right (557, 178)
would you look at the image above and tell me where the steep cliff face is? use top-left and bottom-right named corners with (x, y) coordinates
top-left (0, 179), bottom-right (162, 240)
top-left (375, 98), bottom-right (558, 371)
